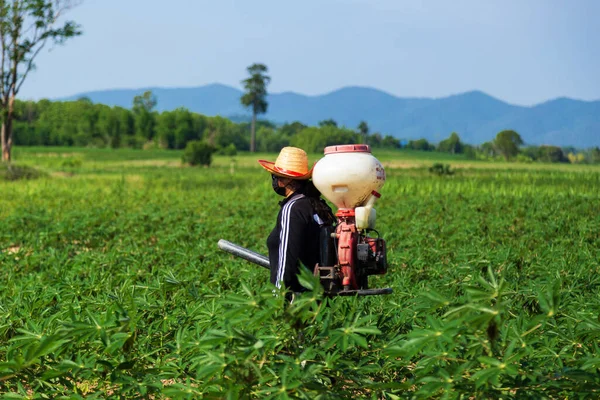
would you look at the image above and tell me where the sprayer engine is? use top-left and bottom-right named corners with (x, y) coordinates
top-left (312, 144), bottom-right (392, 296)
top-left (356, 230), bottom-right (387, 279)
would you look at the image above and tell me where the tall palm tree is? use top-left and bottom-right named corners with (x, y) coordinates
top-left (241, 63), bottom-right (270, 152)
top-left (358, 121), bottom-right (369, 144)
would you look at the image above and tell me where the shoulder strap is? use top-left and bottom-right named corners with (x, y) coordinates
top-left (309, 197), bottom-right (335, 226)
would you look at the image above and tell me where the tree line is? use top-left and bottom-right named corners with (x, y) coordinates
top-left (9, 92), bottom-right (402, 153)
top-left (9, 93), bottom-right (600, 164)
top-left (405, 130), bottom-right (600, 164)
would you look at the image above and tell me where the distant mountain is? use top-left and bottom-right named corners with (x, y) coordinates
top-left (63, 84), bottom-right (600, 148)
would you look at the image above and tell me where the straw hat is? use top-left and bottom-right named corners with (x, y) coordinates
top-left (258, 147), bottom-right (313, 180)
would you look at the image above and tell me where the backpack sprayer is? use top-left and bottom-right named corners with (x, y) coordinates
top-left (218, 144), bottom-right (392, 296)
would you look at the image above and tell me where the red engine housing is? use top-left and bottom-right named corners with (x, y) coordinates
top-left (315, 208), bottom-right (388, 295)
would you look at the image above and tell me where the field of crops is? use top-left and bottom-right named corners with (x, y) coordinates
top-left (1, 147), bottom-right (599, 399)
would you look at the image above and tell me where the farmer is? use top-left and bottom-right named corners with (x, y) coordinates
top-left (258, 147), bottom-right (334, 295)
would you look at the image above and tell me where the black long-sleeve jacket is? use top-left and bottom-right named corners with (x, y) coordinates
top-left (266, 192), bottom-right (322, 292)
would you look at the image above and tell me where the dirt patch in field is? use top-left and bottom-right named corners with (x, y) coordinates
top-left (31, 152), bottom-right (85, 158)
top-left (382, 161), bottom-right (427, 169)
top-left (4, 245), bottom-right (32, 259)
top-left (107, 160), bottom-right (183, 167)
top-left (6, 245), bottom-right (21, 254)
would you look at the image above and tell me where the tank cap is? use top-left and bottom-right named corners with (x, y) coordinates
top-left (324, 144), bottom-right (371, 155)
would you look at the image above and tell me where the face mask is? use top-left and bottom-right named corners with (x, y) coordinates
top-left (271, 175), bottom-right (287, 196)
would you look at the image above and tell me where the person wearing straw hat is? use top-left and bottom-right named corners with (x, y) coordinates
top-left (258, 147), bottom-right (334, 295)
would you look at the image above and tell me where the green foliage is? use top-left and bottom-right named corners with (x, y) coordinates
top-left (217, 143), bottom-right (237, 156)
top-left (318, 119), bottom-right (338, 128)
top-left (463, 144), bottom-right (477, 159)
top-left (373, 134), bottom-right (402, 149)
top-left (538, 145), bottom-right (566, 163)
top-left (133, 91), bottom-right (157, 113)
top-left (156, 107), bottom-right (202, 149)
top-left (256, 126), bottom-right (290, 152)
top-left (279, 121), bottom-right (307, 136)
top-left (591, 147), bottom-right (600, 163)
top-left (437, 132), bottom-right (464, 154)
top-left (155, 107), bottom-right (177, 148)
top-left (479, 141), bottom-right (497, 158)
top-left (357, 121), bottom-right (369, 144)
top-left (7, 97), bottom-right (600, 166)
top-left (408, 138), bottom-right (435, 151)
top-left (0, 149), bottom-right (599, 397)
top-left (204, 115), bottom-right (248, 151)
top-left (521, 145), bottom-right (568, 163)
top-left (494, 130), bottom-right (523, 160)
top-left (291, 125), bottom-right (360, 153)
top-left (132, 91), bottom-right (157, 141)
top-left (567, 151), bottom-right (586, 164)
top-left (182, 140), bottom-right (216, 166)
top-left (240, 64), bottom-right (270, 115)
top-left (429, 163), bottom-right (454, 176)
top-left (0, 163), bottom-right (45, 180)
top-left (515, 153), bottom-right (533, 163)
top-left (60, 157), bottom-right (83, 169)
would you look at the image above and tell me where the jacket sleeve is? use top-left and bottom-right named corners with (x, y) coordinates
top-left (274, 200), bottom-right (309, 290)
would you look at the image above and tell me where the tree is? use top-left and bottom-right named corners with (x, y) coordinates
top-left (479, 141), bottom-right (496, 158)
top-left (291, 125), bottom-right (359, 153)
top-left (256, 125), bottom-right (290, 152)
top-left (538, 145), bottom-right (565, 163)
top-left (381, 135), bottom-right (400, 149)
top-left (173, 107), bottom-right (197, 149)
top-left (240, 63), bottom-right (270, 152)
top-left (463, 144), bottom-right (477, 159)
top-left (279, 121), bottom-right (306, 137)
top-left (521, 145), bottom-right (541, 161)
top-left (76, 98), bottom-right (99, 146)
top-left (182, 140), bottom-right (215, 167)
top-left (132, 91), bottom-right (157, 142)
top-left (590, 147), bottom-right (600, 164)
top-left (96, 106), bottom-right (120, 148)
top-left (117, 107), bottom-right (135, 146)
top-left (155, 110), bottom-right (176, 149)
top-left (357, 121), bottom-right (369, 144)
top-left (438, 132), bottom-right (463, 154)
top-left (318, 119), bottom-right (337, 128)
top-left (0, 0), bottom-right (81, 162)
top-left (368, 132), bottom-right (382, 147)
top-left (408, 138), bottom-right (434, 151)
top-left (494, 130), bottom-right (523, 161)
top-left (133, 90), bottom-right (156, 113)
top-left (567, 152), bottom-right (585, 164)
top-left (203, 115), bottom-right (248, 151)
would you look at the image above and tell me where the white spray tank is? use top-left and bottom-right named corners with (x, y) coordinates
top-left (312, 144), bottom-right (386, 230)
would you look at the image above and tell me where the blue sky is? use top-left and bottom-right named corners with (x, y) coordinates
top-left (19, 0), bottom-right (600, 106)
